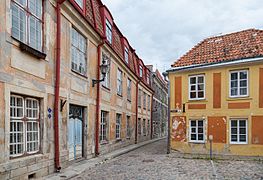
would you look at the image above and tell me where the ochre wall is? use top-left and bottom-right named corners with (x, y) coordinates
top-left (169, 62), bottom-right (263, 156)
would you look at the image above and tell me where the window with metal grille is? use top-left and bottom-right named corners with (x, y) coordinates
top-left (230, 70), bottom-right (248, 97)
top-left (143, 92), bottom-right (146, 109)
top-left (11, 0), bottom-right (43, 51)
top-left (116, 114), bottom-right (121, 139)
top-left (71, 28), bottom-right (87, 75)
top-left (127, 78), bottom-right (132, 101)
top-left (126, 116), bottom-right (131, 138)
top-left (100, 111), bottom-right (108, 142)
top-left (189, 75), bottom-right (205, 100)
top-left (10, 95), bottom-right (40, 157)
top-left (189, 120), bottom-right (204, 143)
top-left (117, 69), bottom-right (123, 95)
top-left (106, 19), bottom-right (112, 44)
top-left (230, 119), bottom-right (247, 144)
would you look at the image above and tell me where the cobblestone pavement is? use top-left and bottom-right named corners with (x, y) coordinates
top-left (73, 139), bottom-right (263, 180)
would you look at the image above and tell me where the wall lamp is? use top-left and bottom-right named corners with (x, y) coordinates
top-left (92, 58), bottom-right (109, 87)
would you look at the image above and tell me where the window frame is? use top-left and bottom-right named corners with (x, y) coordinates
top-left (143, 92), bottom-right (146, 109)
top-left (139, 65), bottom-right (143, 78)
top-left (74, 0), bottom-right (84, 9)
top-left (229, 70), bottom-right (249, 98)
top-left (11, 0), bottom-right (43, 52)
top-left (124, 47), bottom-right (129, 64)
top-left (71, 27), bottom-right (87, 76)
top-left (147, 95), bottom-right (151, 111)
top-left (116, 114), bottom-right (121, 140)
top-left (143, 119), bottom-right (146, 136)
top-left (126, 115), bottom-right (131, 139)
top-left (127, 78), bottom-right (132, 101)
top-left (189, 119), bottom-right (205, 143)
top-left (100, 111), bottom-right (108, 143)
top-left (138, 118), bottom-right (141, 135)
top-left (230, 119), bottom-right (248, 144)
top-left (10, 94), bottom-right (41, 158)
top-left (105, 19), bottom-right (112, 44)
top-left (188, 74), bottom-right (205, 100)
top-left (138, 89), bottom-right (142, 108)
top-left (117, 69), bottom-right (123, 96)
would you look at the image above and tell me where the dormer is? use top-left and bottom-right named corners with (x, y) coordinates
top-left (100, 6), bottom-right (114, 44)
top-left (121, 37), bottom-right (130, 64)
top-left (71, 0), bottom-right (86, 14)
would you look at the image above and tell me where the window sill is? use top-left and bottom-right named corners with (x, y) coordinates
top-left (102, 85), bottom-right (111, 92)
top-left (13, 37), bottom-right (46, 59)
top-left (189, 141), bottom-right (205, 144)
top-left (71, 70), bottom-right (88, 79)
top-left (187, 99), bottom-right (207, 103)
top-left (115, 139), bottom-right (122, 143)
top-left (117, 94), bottom-right (123, 98)
top-left (10, 152), bottom-right (42, 161)
top-left (227, 97), bottom-right (251, 101)
top-left (230, 142), bottom-right (248, 145)
top-left (100, 140), bottom-right (109, 145)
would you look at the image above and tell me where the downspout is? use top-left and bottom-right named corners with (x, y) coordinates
top-left (54, 0), bottom-right (65, 172)
top-left (150, 94), bottom-right (154, 139)
top-left (135, 80), bottom-right (139, 144)
top-left (95, 40), bottom-right (105, 156)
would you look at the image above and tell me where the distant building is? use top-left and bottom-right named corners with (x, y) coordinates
top-left (166, 29), bottom-right (263, 157)
top-left (147, 66), bottom-right (168, 138)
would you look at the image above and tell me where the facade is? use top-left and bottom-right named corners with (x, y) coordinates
top-left (0, 0), bottom-right (153, 179)
top-left (167, 29), bottom-right (263, 157)
top-left (147, 66), bottom-right (168, 138)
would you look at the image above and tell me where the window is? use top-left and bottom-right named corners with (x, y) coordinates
top-left (143, 119), bottom-right (146, 136)
top-left (139, 66), bottom-right (143, 77)
top-left (230, 119), bottom-right (247, 144)
top-left (116, 114), bottom-right (121, 139)
top-left (71, 28), bottom-right (87, 75)
top-left (74, 0), bottom-right (84, 8)
top-left (138, 118), bottom-right (141, 135)
top-left (10, 95), bottom-right (40, 157)
top-left (101, 53), bottom-right (110, 88)
top-left (127, 78), bottom-right (132, 101)
top-left (147, 119), bottom-right (150, 136)
top-left (106, 19), bottom-right (112, 44)
top-left (189, 120), bottom-right (204, 143)
top-left (117, 69), bottom-right (123, 95)
top-left (189, 75), bottom-right (205, 100)
top-left (230, 70), bottom-right (248, 97)
top-left (124, 47), bottom-right (129, 64)
top-left (100, 111), bottom-right (108, 142)
top-left (143, 92), bottom-right (146, 109)
top-left (147, 95), bottom-right (151, 111)
top-left (146, 73), bottom-right (150, 84)
top-left (138, 89), bottom-right (142, 108)
top-left (11, 0), bottom-right (43, 51)
top-left (126, 116), bottom-right (131, 138)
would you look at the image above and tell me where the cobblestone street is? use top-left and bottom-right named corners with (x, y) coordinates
top-left (73, 139), bottom-right (263, 180)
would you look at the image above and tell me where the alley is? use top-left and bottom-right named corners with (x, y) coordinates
top-left (72, 139), bottom-right (263, 180)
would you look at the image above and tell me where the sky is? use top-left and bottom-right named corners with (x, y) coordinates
top-left (102, 0), bottom-right (263, 73)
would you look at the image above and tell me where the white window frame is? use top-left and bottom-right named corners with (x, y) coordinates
top-left (116, 114), bottom-right (121, 139)
top-left (139, 66), bottom-right (143, 77)
top-left (124, 47), bottom-right (129, 64)
top-left (117, 69), bottom-right (123, 95)
top-left (71, 27), bottom-right (87, 75)
top-left (106, 19), bottom-right (112, 44)
top-left (189, 119), bottom-right (205, 143)
top-left (10, 95), bottom-right (40, 157)
top-left (74, 0), bottom-right (84, 8)
top-left (100, 111), bottom-right (108, 142)
top-left (189, 74), bottom-right (205, 100)
top-left (229, 70), bottom-right (249, 98)
top-left (11, 0), bottom-right (43, 51)
top-left (230, 119), bottom-right (248, 144)
top-left (127, 78), bottom-right (132, 101)
top-left (101, 53), bottom-right (110, 88)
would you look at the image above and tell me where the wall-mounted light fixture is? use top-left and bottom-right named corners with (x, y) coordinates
top-left (92, 58), bottom-right (109, 87)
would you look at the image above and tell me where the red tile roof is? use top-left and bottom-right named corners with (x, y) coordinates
top-left (172, 29), bottom-right (263, 68)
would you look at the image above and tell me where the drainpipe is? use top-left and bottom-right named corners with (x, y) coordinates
top-left (54, 0), bottom-right (65, 172)
top-left (95, 40), bottom-right (105, 156)
top-left (135, 80), bottom-right (140, 144)
top-left (150, 94), bottom-right (153, 139)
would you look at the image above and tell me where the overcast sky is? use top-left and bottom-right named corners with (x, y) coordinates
top-left (102, 0), bottom-right (263, 72)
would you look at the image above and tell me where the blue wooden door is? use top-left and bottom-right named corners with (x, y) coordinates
top-left (69, 105), bottom-right (83, 161)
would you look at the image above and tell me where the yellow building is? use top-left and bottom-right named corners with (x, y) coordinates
top-left (166, 29), bottom-right (263, 157)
